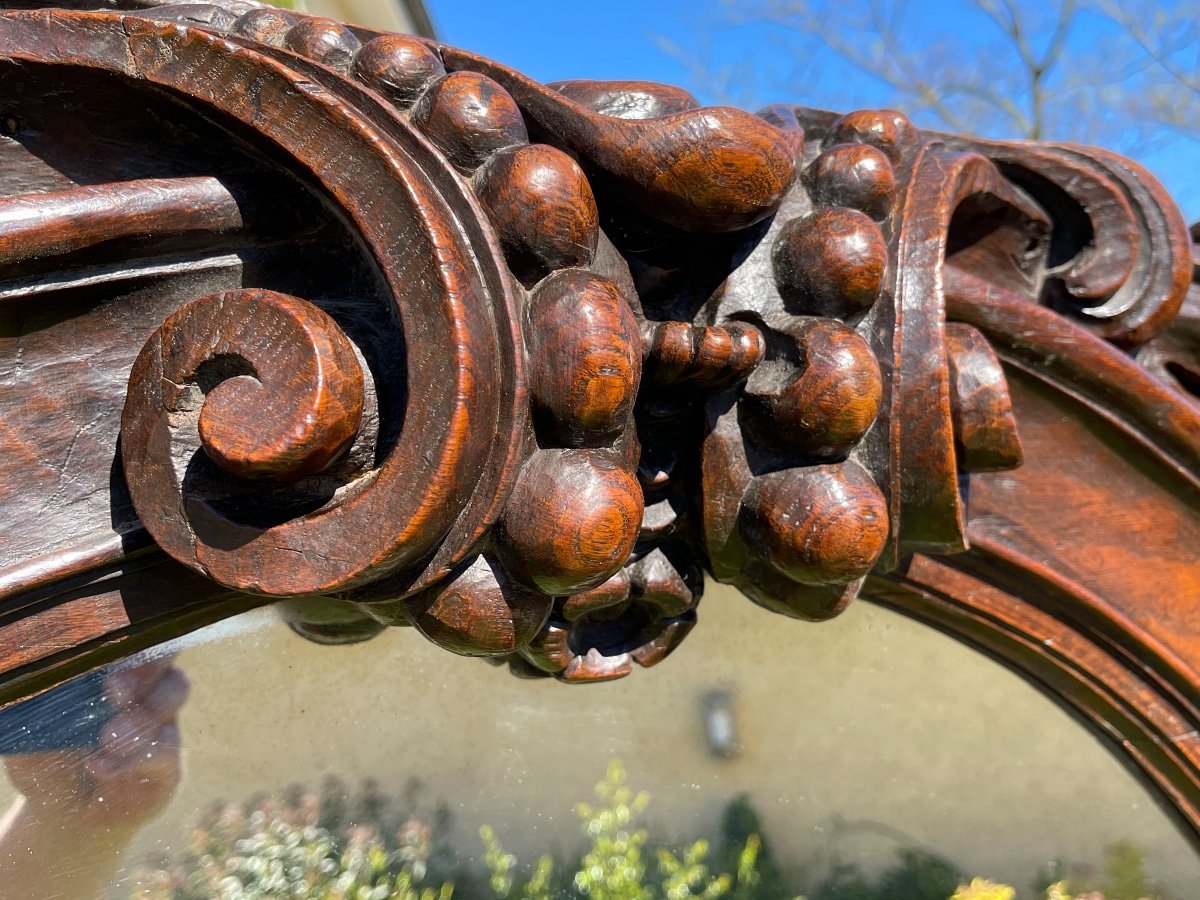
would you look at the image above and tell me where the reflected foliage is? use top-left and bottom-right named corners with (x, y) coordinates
top-left (129, 763), bottom-right (770, 899)
top-left (811, 848), bottom-right (960, 900)
top-left (131, 776), bottom-right (459, 899)
top-left (128, 763), bottom-right (1170, 899)
top-left (478, 760), bottom-right (762, 899)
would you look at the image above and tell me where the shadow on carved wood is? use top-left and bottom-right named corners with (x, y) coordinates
top-left (0, 0), bottom-right (1197, 845)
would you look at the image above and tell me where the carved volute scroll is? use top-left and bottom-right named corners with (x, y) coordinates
top-left (1, 0), bottom-right (1198, 845)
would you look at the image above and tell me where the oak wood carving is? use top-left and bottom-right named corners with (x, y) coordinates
top-left (0, 0), bottom-right (1198, 844)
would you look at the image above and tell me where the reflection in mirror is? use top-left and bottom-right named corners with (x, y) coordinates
top-left (1, 585), bottom-right (1197, 898)
top-left (0, 657), bottom-right (188, 898)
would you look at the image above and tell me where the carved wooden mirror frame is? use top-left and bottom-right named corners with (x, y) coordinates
top-left (1, 0), bottom-right (1198, 847)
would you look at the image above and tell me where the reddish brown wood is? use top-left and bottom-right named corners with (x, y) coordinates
top-left (831, 108), bottom-right (918, 162)
top-left (1137, 230), bottom-right (1200, 398)
top-left (354, 35), bottom-right (445, 107)
top-left (0, 0), bottom-right (1197, 847)
top-left (0, 554), bottom-right (265, 709)
top-left (805, 143), bottom-right (897, 220)
top-left (402, 555), bottom-right (552, 656)
top-left (0, 7), bottom-right (529, 600)
top-left (740, 318), bottom-right (882, 460)
top-left (476, 144), bottom-right (600, 285)
top-left (124, 289), bottom-right (364, 484)
top-left (944, 138), bottom-right (1192, 346)
top-left (643, 321), bottom-right (764, 388)
top-left (229, 6), bottom-right (297, 45)
top-left (498, 449), bottom-right (643, 596)
top-left (524, 270), bottom-right (640, 447)
top-left (0, 177), bottom-right (246, 265)
top-left (283, 16), bottom-right (360, 72)
top-left (774, 206), bottom-right (888, 318)
top-left (431, 43), bottom-right (798, 232)
top-left (412, 70), bottom-right (528, 172)
top-left (548, 80), bottom-right (700, 120)
top-left (944, 322), bottom-right (1023, 472)
top-left (739, 463), bottom-right (889, 586)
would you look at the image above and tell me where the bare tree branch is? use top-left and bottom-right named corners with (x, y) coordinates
top-left (688, 0), bottom-right (1200, 157)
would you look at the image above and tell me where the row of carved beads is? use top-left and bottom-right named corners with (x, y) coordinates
top-left (124, 6), bottom-right (900, 675)
top-left (692, 109), bottom-right (917, 619)
top-left (225, 14), bottom-right (595, 288)
top-left (323, 35), bottom-right (653, 673)
top-left (141, 9), bottom-right (680, 678)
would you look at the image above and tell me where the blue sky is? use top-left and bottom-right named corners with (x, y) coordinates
top-left (427, 0), bottom-right (1200, 220)
top-left (428, 0), bottom-right (721, 88)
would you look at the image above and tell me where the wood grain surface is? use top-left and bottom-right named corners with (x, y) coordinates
top-left (0, 0), bottom-right (1197, 844)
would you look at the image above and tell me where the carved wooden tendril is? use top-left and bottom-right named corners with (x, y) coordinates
top-left (76, 6), bottom-right (978, 673)
top-left (0, 0), bottom-right (1193, 695)
top-left (155, 291), bottom-right (361, 481)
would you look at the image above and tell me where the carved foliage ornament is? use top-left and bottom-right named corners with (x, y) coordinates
top-left (0, 0), bottom-right (1195, 696)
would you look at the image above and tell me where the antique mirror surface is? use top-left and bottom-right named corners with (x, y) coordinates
top-left (0, 0), bottom-right (1198, 896)
top-left (2, 588), bottom-right (1200, 897)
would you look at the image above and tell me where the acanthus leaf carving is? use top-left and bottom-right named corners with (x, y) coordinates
top-left (0, 0), bottom-right (1195, 712)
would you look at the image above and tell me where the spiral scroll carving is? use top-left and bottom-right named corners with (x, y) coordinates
top-left (944, 138), bottom-right (1192, 347)
top-left (192, 292), bottom-right (362, 482)
top-left (101, 4), bottom-right (1022, 674)
top-left (0, 8), bottom-right (527, 598)
top-left (6, 0), bottom-right (1193, 687)
top-left (121, 290), bottom-right (368, 536)
top-left (4, 0), bottom-right (1200, 853)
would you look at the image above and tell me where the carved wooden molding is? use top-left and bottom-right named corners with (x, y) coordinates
top-left (1, 0), bottom-right (1198, 842)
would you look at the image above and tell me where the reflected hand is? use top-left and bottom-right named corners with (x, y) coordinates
top-left (3, 657), bottom-right (189, 834)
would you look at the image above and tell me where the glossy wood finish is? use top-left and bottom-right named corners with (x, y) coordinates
top-left (0, 0), bottom-right (1197, 846)
top-left (0, 177), bottom-right (247, 265)
top-left (126, 289), bottom-right (365, 484)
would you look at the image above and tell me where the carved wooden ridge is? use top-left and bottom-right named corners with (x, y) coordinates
top-left (1, 0), bottom-right (1198, 841)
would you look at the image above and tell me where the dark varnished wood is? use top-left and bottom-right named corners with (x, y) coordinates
top-left (125, 289), bottom-right (365, 484)
top-left (354, 35), bottom-right (445, 107)
top-left (0, 8), bottom-right (526, 600)
top-left (548, 80), bottom-right (700, 120)
top-left (943, 322), bottom-right (1023, 472)
top-left (0, 177), bottom-right (246, 265)
top-left (476, 144), bottom-right (600, 285)
top-left (0, 0), bottom-right (1197, 848)
top-left (283, 16), bottom-right (360, 72)
top-left (402, 555), bottom-right (552, 656)
top-left (642, 321), bottom-right (764, 389)
top-left (430, 43), bottom-right (799, 232)
top-left (739, 462), bottom-right (889, 586)
top-left (774, 206), bottom-right (887, 318)
top-left (740, 318), bottom-right (882, 460)
top-left (412, 70), bottom-right (528, 172)
top-left (498, 449), bottom-right (643, 596)
top-left (805, 143), bottom-right (897, 221)
top-left (525, 270), bottom-right (639, 447)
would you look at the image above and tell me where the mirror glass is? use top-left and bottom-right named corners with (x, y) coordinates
top-left (1, 586), bottom-right (1197, 898)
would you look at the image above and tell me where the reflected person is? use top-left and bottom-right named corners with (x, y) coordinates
top-left (0, 658), bottom-right (189, 899)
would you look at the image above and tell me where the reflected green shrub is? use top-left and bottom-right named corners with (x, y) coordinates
top-left (128, 763), bottom-right (1169, 900)
top-left (476, 760), bottom-right (763, 899)
top-left (130, 776), bottom-right (459, 900)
